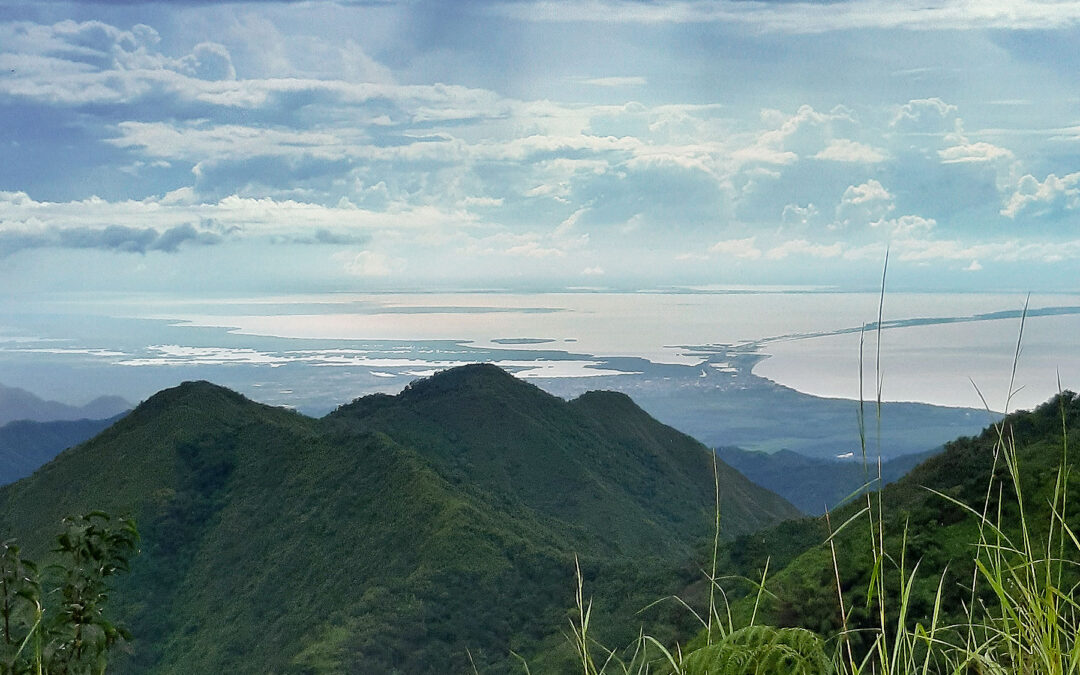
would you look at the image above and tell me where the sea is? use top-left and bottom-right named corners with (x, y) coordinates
top-left (1, 290), bottom-right (1077, 416)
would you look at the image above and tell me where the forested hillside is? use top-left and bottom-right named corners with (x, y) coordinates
top-left (0, 365), bottom-right (800, 673)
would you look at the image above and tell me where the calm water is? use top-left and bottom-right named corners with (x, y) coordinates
top-left (754, 312), bottom-right (1080, 411)
top-left (1, 290), bottom-right (1077, 413)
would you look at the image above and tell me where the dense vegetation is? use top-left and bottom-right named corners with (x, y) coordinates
top-left (725, 392), bottom-right (1079, 638)
top-left (0, 365), bottom-right (799, 673)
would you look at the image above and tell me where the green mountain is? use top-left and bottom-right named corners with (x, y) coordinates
top-left (0, 414), bottom-right (125, 485)
top-left (711, 392), bottom-right (1080, 648)
top-left (0, 364), bottom-right (800, 673)
top-left (716, 446), bottom-right (941, 515)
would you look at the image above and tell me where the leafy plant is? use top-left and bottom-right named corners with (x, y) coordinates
top-left (0, 541), bottom-right (41, 674)
top-left (681, 626), bottom-right (830, 675)
top-left (0, 513), bottom-right (138, 675)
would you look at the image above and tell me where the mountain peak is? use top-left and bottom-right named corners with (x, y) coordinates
top-left (570, 389), bottom-right (639, 412)
top-left (403, 363), bottom-right (521, 394)
top-left (334, 363), bottom-right (550, 418)
top-left (132, 380), bottom-right (252, 418)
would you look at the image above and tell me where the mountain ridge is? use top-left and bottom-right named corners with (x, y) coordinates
top-left (0, 365), bottom-right (801, 673)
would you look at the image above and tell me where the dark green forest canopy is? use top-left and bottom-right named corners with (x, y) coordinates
top-left (0, 364), bottom-right (799, 673)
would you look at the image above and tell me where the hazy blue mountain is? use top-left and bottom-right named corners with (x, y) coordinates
top-left (0, 382), bottom-right (131, 426)
top-left (0, 414), bottom-right (125, 485)
top-left (716, 446), bottom-right (941, 515)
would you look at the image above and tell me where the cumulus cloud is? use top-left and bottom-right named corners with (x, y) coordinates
top-left (753, 105), bottom-right (856, 163)
top-left (814, 139), bottom-right (887, 163)
top-left (177, 42), bottom-right (236, 81)
top-left (836, 179), bottom-right (895, 226)
top-left (1001, 172), bottom-right (1080, 218)
top-left (890, 98), bottom-right (959, 134)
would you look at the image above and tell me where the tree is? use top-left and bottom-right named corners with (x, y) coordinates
top-left (0, 512), bottom-right (138, 675)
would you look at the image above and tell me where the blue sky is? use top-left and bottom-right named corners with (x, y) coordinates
top-left (3, 0), bottom-right (1080, 294)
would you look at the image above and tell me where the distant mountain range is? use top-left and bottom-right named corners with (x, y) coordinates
top-left (0, 382), bottom-right (131, 426)
top-left (0, 364), bottom-right (800, 673)
top-left (0, 415), bottom-right (125, 486)
top-left (717, 446), bottom-right (941, 515)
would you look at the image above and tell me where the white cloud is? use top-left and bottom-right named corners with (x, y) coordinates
top-left (782, 203), bottom-right (819, 226)
top-left (814, 139), bottom-right (887, 163)
top-left (177, 42), bottom-right (236, 81)
top-left (874, 214), bottom-right (937, 236)
top-left (4, 15), bottom-right (1080, 290)
top-left (0, 190), bottom-right (468, 254)
top-left (1001, 172), bottom-right (1080, 218)
top-left (890, 237), bottom-right (1080, 263)
top-left (938, 141), bottom-right (1014, 164)
top-left (754, 105), bottom-right (854, 161)
top-left (554, 207), bottom-right (589, 238)
top-left (491, 0), bottom-right (1080, 32)
top-left (891, 98), bottom-right (959, 134)
top-left (709, 237), bottom-right (761, 259)
top-left (110, 122), bottom-right (353, 162)
top-left (505, 241), bottom-right (566, 258)
top-left (836, 179), bottom-right (895, 226)
top-left (582, 266), bottom-right (605, 275)
top-left (460, 196), bottom-right (505, 208)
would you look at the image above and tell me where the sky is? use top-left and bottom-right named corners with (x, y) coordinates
top-left (2, 0), bottom-right (1080, 294)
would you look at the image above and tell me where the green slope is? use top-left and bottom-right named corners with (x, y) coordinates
top-left (0, 365), bottom-right (800, 673)
top-left (328, 365), bottom-right (799, 558)
top-left (712, 391), bottom-right (1080, 650)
